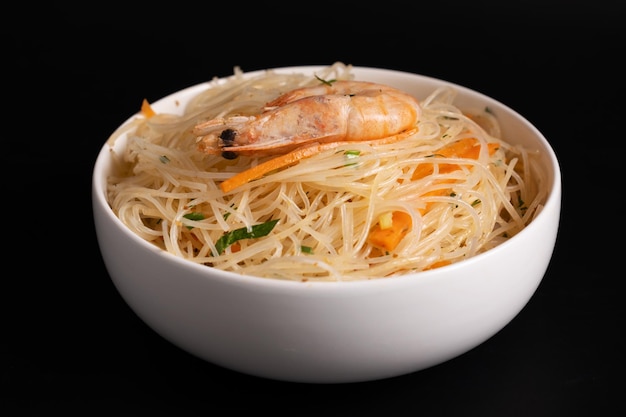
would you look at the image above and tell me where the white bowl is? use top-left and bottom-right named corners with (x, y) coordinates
top-left (92, 66), bottom-right (561, 383)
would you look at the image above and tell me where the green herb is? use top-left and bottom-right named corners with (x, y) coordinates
top-left (344, 150), bottom-right (361, 166)
top-left (315, 75), bottom-right (336, 85)
top-left (215, 219), bottom-right (280, 255)
top-left (223, 203), bottom-right (236, 220)
top-left (183, 212), bottom-right (205, 229)
top-left (183, 212), bottom-right (204, 221)
top-left (301, 245), bottom-right (314, 254)
top-left (159, 155), bottom-right (170, 164)
top-left (471, 199), bottom-right (481, 207)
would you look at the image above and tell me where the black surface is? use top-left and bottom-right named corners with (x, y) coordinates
top-left (4, 2), bottom-right (624, 415)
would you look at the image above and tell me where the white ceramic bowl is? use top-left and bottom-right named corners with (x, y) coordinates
top-left (92, 66), bottom-right (561, 383)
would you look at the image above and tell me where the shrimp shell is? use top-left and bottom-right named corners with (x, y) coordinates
top-left (194, 80), bottom-right (421, 157)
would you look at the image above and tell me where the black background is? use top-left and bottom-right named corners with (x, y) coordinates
top-left (4, 2), bottom-right (624, 415)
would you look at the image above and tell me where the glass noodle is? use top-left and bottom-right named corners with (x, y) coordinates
top-left (106, 62), bottom-right (547, 282)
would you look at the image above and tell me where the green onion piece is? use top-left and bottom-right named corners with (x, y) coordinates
top-left (344, 150), bottom-right (360, 166)
top-left (183, 212), bottom-right (205, 229)
top-left (215, 219), bottom-right (280, 255)
top-left (224, 204), bottom-right (237, 220)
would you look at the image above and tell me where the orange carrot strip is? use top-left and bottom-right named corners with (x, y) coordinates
top-left (418, 187), bottom-right (453, 214)
top-left (368, 187), bottom-right (453, 253)
top-left (220, 143), bottom-right (338, 193)
top-left (367, 187), bottom-right (454, 253)
top-left (141, 99), bottom-right (156, 118)
top-left (220, 128), bottom-right (418, 193)
top-left (411, 138), bottom-right (499, 181)
top-left (424, 260), bottom-right (452, 270)
top-left (367, 211), bottom-right (413, 253)
top-left (368, 138), bottom-right (499, 254)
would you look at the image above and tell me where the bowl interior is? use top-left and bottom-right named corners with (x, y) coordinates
top-left (93, 65), bottom-right (561, 286)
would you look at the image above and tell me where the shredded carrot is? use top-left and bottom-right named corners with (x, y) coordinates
top-left (220, 143), bottom-right (336, 193)
top-left (367, 211), bottom-right (413, 252)
top-left (220, 128), bottom-right (418, 193)
top-left (367, 188), bottom-right (456, 252)
top-left (424, 260), bottom-right (452, 270)
top-left (141, 99), bottom-right (156, 118)
top-left (367, 138), bottom-right (499, 254)
top-left (411, 138), bottom-right (499, 181)
top-left (418, 187), bottom-right (453, 214)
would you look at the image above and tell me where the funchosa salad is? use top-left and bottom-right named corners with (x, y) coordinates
top-left (105, 62), bottom-right (548, 282)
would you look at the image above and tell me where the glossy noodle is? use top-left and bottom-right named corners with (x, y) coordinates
top-left (106, 62), bottom-right (547, 282)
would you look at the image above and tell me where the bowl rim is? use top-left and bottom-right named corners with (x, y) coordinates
top-left (92, 65), bottom-right (562, 289)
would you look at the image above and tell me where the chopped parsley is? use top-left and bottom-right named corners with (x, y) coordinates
top-left (183, 212), bottom-right (205, 229)
top-left (344, 150), bottom-right (361, 166)
top-left (214, 219), bottom-right (280, 255)
top-left (315, 75), bottom-right (336, 85)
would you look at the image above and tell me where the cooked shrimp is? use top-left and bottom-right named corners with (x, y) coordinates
top-left (194, 80), bottom-right (421, 157)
